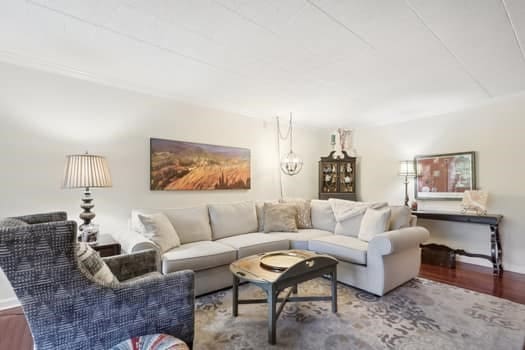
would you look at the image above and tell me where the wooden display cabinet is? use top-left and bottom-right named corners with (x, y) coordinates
top-left (319, 151), bottom-right (357, 201)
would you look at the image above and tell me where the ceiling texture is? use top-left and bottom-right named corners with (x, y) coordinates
top-left (1, 0), bottom-right (525, 127)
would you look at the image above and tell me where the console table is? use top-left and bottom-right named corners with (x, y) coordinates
top-left (413, 211), bottom-right (503, 275)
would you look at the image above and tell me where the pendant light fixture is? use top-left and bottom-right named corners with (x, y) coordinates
top-left (277, 113), bottom-right (303, 176)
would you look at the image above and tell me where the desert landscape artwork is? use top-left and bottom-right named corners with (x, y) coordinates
top-left (150, 138), bottom-right (251, 190)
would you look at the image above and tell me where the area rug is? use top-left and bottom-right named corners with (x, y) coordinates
top-left (194, 278), bottom-right (525, 350)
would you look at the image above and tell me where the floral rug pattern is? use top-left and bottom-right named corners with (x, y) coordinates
top-left (194, 278), bottom-right (525, 350)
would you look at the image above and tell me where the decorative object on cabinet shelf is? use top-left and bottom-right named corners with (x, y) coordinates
top-left (62, 152), bottom-right (112, 243)
top-left (399, 160), bottom-right (416, 206)
top-left (319, 150), bottom-right (356, 201)
top-left (461, 190), bottom-right (488, 215)
top-left (415, 151), bottom-right (476, 200)
top-left (277, 113), bottom-right (303, 176)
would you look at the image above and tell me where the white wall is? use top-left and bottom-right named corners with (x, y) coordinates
top-left (354, 93), bottom-right (525, 274)
top-left (0, 62), bottom-right (329, 307)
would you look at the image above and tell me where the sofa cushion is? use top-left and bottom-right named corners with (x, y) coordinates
top-left (217, 233), bottom-right (290, 258)
top-left (389, 205), bottom-right (411, 230)
top-left (308, 235), bottom-right (368, 265)
top-left (334, 214), bottom-right (364, 237)
top-left (132, 206), bottom-right (212, 244)
top-left (263, 203), bottom-right (298, 233)
top-left (279, 199), bottom-right (313, 229)
top-left (268, 229), bottom-right (333, 250)
top-left (137, 213), bottom-right (180, 253)
top-left (310, 200), bottom-right (336, 232)
top-left (256, 201), bottom-right (277, 232)
top-left (209, 201), bottom-right (258, 240)
top-left (358, 207), bottom-right (392, 242)
top-left (161, 241), bottom-right (236, 273)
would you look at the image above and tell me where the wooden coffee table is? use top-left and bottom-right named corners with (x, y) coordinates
top-left (230, 250), bottom-right (338, 345)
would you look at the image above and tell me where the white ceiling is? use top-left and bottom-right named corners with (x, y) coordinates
top-left (1, 0), bottom-right (525, 127)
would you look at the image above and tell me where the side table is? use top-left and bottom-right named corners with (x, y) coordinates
top-left (91, 234), bottom-right (121, 257)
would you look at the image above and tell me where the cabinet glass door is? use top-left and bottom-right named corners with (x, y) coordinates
top-left (321, 162), bottom-right (338, 193)
top-left (339, 162), bottom-right (354, 193)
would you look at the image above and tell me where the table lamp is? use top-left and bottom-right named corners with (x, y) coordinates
top-left (62, 152), bottom-right (112, 240)
top-left (399, 160), bottom-right (416, 206)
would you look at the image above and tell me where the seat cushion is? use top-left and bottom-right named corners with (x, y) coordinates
top-left (217, 233), bottom-right (290, 258)
top-left (208, 201), bottom-right (258, 240)
top-left (268, 229), bottom-right (333, 250)
top-left (162, 241), bottom-right (236, 273)
top-left (308, 235), bottom-right (368, 265)
top-left (111, 334), bottom-right (189, 350)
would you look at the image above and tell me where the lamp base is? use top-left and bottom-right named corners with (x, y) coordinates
top-left (79, 187), bottom-right (96, 232)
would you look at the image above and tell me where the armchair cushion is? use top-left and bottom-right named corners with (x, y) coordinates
top-left (104, 249), bottom-right (159, 282)
top-left (368, 226), bottom-right (430, 256)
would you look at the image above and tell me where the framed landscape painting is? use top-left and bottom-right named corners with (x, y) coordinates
top-left (415, 151), bottom-right (476, 200)
top-left (150, 138), bottom-right (251, 190)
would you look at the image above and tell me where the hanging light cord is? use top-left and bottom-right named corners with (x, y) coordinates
top-left (276, 114), bottom-right (292, 200)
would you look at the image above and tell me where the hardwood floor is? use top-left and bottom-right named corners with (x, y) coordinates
top-left (0, 262), bottom-right (523, 349)
top-left (419, 262), bottom-right (525, 304)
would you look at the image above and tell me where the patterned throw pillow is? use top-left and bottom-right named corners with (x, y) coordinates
top-left (77, 242), bottom-right (119, 287)
top-left (111, 334), bottom-right (189, 350)
top-left (279, 199), bottom-right (313, 229)
top-left (263, 203), bottom-right (298, 233)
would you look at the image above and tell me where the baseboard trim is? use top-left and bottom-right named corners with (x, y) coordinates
top-left (0, 297), bottom-right (20, 311)
top-left (456, 256), bottom-right (525, 274)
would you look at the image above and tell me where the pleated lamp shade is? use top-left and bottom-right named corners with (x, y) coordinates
top-left (63, 154), bottom-right (112, 188)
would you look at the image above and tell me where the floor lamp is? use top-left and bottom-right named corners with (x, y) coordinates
top-left (399, 160), bottom-right (416, 206)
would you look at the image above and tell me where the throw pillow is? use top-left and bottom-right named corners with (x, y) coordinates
top-left (137, 213), bottom-right (181, 253)
top-left (389, 205), bottom-right (411, 230)
top-left (0, 217), bottom-right (29, 228)
top-left (358, 207), bottom-right (392, 242)
top-left (263, 203), bottom-right (298, 233)
top-left (279, 199), bottom-right (313, 229)
top-left (77, 242), bottom-right (119, 287)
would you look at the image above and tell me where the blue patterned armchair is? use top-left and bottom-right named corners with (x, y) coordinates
top-left (0, 212), bottom-right (195, 350)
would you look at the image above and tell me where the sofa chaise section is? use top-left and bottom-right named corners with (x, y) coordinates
top-left (309, 226), bottom-right (429, 296)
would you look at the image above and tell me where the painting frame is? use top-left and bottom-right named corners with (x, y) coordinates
top-left (414, 151), bottom-right (476, 200)
top-left (150, 137), bottom-right (251, 191)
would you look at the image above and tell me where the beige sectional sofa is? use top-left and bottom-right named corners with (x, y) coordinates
top-left (115, 199), bottom-right (429, 296)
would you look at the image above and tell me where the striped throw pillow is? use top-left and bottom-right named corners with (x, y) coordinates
top-left (111, 334), bottom-right (189, 350)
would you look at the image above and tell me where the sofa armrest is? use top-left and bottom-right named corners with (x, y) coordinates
top-left (368, 226), bottom-right (429, 256)
top-left (115, 230), bottom-right (160, 255)
top-left (409, 214), bottom-right (417, 227)
top-left (104, 249), bottom-right (159, 281)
